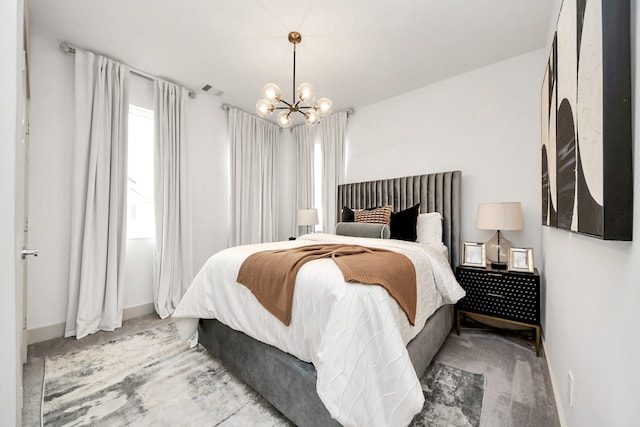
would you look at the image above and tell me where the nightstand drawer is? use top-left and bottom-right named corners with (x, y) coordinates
top-left (456, 267), bottom-right (540, 324)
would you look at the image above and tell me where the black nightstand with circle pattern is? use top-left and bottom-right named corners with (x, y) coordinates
top-left (455, 265), bottom-right (541, 356)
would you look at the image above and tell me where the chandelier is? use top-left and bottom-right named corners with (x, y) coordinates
top-left (256, 31), bottom-right (333, 128)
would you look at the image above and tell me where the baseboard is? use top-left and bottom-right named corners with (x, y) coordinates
top-left (542, 336), bottom-right (567, 427)
top-left (27, 322), bottom-right (65, 345)
top-left (27, 303), bottom-right (157, 344)
top-left (123, 303), bottom-right (155, 321)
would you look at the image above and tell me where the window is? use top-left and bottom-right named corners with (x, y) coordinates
top-left (314, 141), bottom-right (323, 231)
top-left (127, 104), bottom-right (154, 239)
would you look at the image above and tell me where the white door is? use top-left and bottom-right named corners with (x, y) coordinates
top-left (19, 61), bottom-right (30, 363)
top-left (19, 5), bottom-right (35, 363)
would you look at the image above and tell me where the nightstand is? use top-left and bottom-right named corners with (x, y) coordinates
top-left (455, 265), bottom-right (541, 356)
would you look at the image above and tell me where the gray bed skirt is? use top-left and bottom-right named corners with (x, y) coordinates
top-left (198, 304), bottom-right (454, 427)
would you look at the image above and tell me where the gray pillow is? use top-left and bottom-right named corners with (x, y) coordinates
top-left (335, 222), bottom-right (390, 239)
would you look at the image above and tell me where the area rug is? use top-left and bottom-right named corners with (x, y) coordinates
top-left (410, 362), bottom-right (485, 427)
top-left (42, 323), bottom-right (484, 426)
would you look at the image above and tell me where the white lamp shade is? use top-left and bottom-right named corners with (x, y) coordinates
top-left (476, 202), bottom-right (523, 231)
top-left (297, 208), bottom-right (319, 226)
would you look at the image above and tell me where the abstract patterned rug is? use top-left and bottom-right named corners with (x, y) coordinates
top-left (42, 323), bottom-right (484, 426)
top-left (411, 362), bottom-right (485, 427)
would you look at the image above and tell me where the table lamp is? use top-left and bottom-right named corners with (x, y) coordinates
top-left (476, 202), bottom-right (523, 269)
top-left (297, 208), bottom-right (319, 235)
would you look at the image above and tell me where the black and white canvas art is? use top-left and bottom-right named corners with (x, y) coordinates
top-left (541, 34), bottom-right (557, 228)
top-left (541, 0), bottom-right (632, 240)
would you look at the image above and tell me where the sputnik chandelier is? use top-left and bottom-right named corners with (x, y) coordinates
top-left (256, 31), bottom-right (333, 128)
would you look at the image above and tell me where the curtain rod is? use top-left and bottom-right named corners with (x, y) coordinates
top-left (221, 104), bottom-right (354, 133)
top-left (288, 108), bottom-right (354, 133)
top-left (60, 42), bottom-right (196, 99)
top-left (222, 103), bottom-right (354, 116)
top-left (220, 104), bottom-right (283, 132)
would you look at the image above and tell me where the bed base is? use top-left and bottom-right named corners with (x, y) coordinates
top-left (198, 170), bottom-right (461, 426)
top-left (198, 304), bottom-right (453, 427)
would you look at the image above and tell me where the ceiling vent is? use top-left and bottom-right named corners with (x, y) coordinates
top-left (200, 83), bottom-right (225, 96)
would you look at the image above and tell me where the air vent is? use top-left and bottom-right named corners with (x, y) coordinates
top-left (200, 83), bottom-right (225, 96)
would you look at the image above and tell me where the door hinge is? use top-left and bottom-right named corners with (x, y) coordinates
top-left (25, 120), bottom-right (30, 135)
top-left (23, 316), bottom-right (27, 330)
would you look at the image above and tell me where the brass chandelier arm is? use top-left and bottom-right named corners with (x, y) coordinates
top-left (274, 106), bottom-right (307, 117)
top-left (278, 99), bottom-right (294, 108)
top-left (275, 106), bottom-right (314, 111)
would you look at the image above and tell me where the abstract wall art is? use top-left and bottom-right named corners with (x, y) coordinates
top-left (541, 0), bottom-right (632, 240)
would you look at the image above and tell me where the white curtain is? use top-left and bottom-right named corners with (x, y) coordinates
top-left (153, 80), bottom-right (193, 319)
top-left (320, 111), bottom-right (348, 233)
top-left (292, 124), bottom-right (315, 234)
top-left (66, 51), bottom-right (129, 339)
top-left (229, 108), bottom-right (280, 246)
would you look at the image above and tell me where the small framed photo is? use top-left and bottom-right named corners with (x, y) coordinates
top-left (462, 242), bottom-right (486, 268)
top-left (508, 248), bottom-right (535, 273)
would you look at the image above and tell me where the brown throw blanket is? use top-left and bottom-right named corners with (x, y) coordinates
top-left (236, 244), bottom-right (417, 326)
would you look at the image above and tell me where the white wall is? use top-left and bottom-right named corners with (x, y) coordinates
top-left (27, 35), bottom-right (230, 332)
top-left (346, 49), bottom-right (545, 263)
top-left (27, 36), bottom-right (74, 329)
top-left (540, 2), bottom-right (640, 426)
top-left (1, 0), bottom-right (23, 423)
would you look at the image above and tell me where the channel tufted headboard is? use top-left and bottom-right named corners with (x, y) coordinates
top-left (337, 171), bottom-right (462, 268)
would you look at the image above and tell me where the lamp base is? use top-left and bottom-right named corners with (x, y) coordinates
top-left (485, 231), bottom-right (513, 265)
top-left (490, 262), bottom-right (508, 270)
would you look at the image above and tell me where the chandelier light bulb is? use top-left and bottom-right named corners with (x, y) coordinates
top-left (263, 83), bottom-right (281, 102)
top-left (314, 98), bottom-right (333, 117)
top-left (256, 99), bottom-right (275, 118)
top-left (297, 82), bottom-right (315, 104)
top-left (277, 111), bottom-right (293, 128)
top-left (305, 109), bottom-right (320, 126)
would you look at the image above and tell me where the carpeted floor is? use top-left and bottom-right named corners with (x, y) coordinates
top-left (23, 313), bottom-right (560, 426)
top-left (432, 330), bottom-right (560, 427)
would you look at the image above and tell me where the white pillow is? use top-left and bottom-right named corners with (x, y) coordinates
top-left (416, 212), bottom-right (443, 243)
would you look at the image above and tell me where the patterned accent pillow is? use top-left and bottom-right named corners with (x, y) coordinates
top-left (354, 205), bottom-right (392, 224)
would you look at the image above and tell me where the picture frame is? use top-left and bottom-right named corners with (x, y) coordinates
top-left (461, 242), bottom-right (486, 268)
top-left (508, 248), bottom-right (535, 273)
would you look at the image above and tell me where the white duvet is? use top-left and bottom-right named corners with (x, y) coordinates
top-left (172, 233), bottom-right (465, 427)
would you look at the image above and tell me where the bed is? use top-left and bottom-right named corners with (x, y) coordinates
top-left (173, 171), bottom-right (462, 427)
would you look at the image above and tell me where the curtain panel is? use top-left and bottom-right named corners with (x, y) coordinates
top-left (153, 80), bottom-right (194, 319)
top-left (292, 124), bottom-right (315, 234)
top-left (229, 108), bottom-right (280, 246)
top-left (66, 51), bottom-right (129, 339)
top-left (320, 111), bottom-right (348, 234)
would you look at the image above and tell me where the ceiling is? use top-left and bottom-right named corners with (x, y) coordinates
top-left (29, 0), bottom-right (556, 120)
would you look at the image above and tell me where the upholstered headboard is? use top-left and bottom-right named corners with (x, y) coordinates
top-left (337, 171), bottom-right (462, 268)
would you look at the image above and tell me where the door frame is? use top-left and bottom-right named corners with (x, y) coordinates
top-left (20, 0), bottom-right (31, 364)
